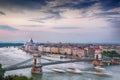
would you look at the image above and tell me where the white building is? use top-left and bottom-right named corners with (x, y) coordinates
top-left (94, 48), bottom-right (102, 60)
top-left (59, 47), bottom-right (66, 54)
top-left (72, 48), bottom-right (85, 57)
top-left (64, 48), bottom-right (72, 55)
top-left (51, 47), bottom-right (59, 53)
top-left (38, 46), bottom-right (44, 52)
top-left (25, 38), bottom-right (36, 51)
top-left (44, 47), bottom-right (51, 52)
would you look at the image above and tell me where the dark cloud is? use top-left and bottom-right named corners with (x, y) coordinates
top-left (44, 10), bottom-right (62, 18)
top-left (0, 0), bottom-right (120, 18)
top-left (0, 25), bottom-right (18, 31)
top-left (53, 27), bottom-right (80, 29)
top-left (94, 11), bottom-right (120, 19)
top-left (0, 0), bottom-right (119, 10)
top-left (0, 0), bottom-right (48, 10)
top-left (52, 0), bottom-right (98, 9)
top-left (96, 12), bottom-right (120, 16)
top-left (99, 0), bottom-right (120, 11)
top-left (29, 14), bottom-right (61, 23)
top-left (0, 11), bottom-right (5, 15)
top-left (94, 11), bottom-right (120, 28)
top-left (36, 16), bottom-right (54, 20)
top-left (29, 19), bottom-right (45, 23)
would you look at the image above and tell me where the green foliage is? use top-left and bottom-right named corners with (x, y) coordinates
top-left (0, 64), bottom-right (33, 80)
top-left (4, 75), bottom-right (33, 80)
top-left (0, 64), bottom-right (5, 79)
top-left (102, 50), bottom-right (120, 58)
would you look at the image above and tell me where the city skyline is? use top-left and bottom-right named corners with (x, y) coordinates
top-left (0, 0), bottom-right (120, 43)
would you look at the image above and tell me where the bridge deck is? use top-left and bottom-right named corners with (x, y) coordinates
top-left (5, 58), bottom-right (94, 71)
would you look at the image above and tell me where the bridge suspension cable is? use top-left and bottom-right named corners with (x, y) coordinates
top-left (41, 56), bottom-right (60, 62)
top-left (41, 58), bottom-right (94, 66)
top-left (5, 58), bottom-right (33, 70)
top-left (5, 58), bottom-right (94, 71)
top-left (5, 56), bottom-right (59, 71)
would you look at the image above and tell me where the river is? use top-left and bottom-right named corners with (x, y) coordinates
top-left (0, 47), bottom-right (120, 80)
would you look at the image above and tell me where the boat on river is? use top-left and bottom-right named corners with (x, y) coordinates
top-left (92, 71), bottom-right (112, 76)
top-left (94, 66), bottom-right (105, 71)
top-left (66, 68), bottom-right (82, 74)
top-left (52, 68), bottom-right (65, 73)
top-left (93, 66), bottom-right (111, 76)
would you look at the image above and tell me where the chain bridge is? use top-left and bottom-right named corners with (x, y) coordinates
top-left (4, 53), bottom-right (94, 73)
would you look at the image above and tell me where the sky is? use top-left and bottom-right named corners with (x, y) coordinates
top-left (0, 0), bottom-right (120, 43)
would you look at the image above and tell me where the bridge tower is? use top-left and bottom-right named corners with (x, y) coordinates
top-left (31, 53), bottom-right (42, 74)
top-left (93, 48), bottom-right (102, 66)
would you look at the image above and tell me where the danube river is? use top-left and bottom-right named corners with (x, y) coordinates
top-left (0, 47), bottom-right (120, 80)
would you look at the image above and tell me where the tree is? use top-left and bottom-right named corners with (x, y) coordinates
top-left (102, 50), bottom-right (120, 58)
top-left (4, 75), bottom-right (33, 80)
top-left (0, 64), bottom-right (5, 80)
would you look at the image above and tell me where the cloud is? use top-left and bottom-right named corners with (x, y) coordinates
top-left (29, 19), bottom-right (45, 23)
top-left (21, 25), bottom-right (44, 27)
top-left (0, 0), bottom-right (98, 10)
top-left (29, 15), bottom-right (61, 23)
top-left (53, 27), bottom-right (81, 29)
top-left (34, 16), bottom-right (54, 20)
top-left (0, 11), bottom-right (5, 15)
top-left (52, 0), bottom-right (98, 9)
top-left (96, 11), bottom-right (120, 30)
top-left (0, 0), bottom-right (119, 12)
top-left (43, 10), bottom-right (62, 18)
top-left (96, 12), bottom-right (120, 16)
top-left (0, 0), bottom-right (47, 10)
top-left (0, 25), bottom-right (18, 31)
top-left (99, 0), bottom-right (120, 11)
top-left (94, 11), bottom-right (120, 19)
top-left (0, 0), bottom-right (120, 43)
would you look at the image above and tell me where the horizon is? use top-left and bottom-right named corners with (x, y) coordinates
top-left (0, 0), bottom-right (120, 43)
top-left (0, 40), bottom-right (120, 45)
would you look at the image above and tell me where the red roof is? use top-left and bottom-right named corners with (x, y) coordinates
top-left (94, 48), bottom-right (101, 50)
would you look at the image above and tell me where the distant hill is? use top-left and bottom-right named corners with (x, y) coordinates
top-left (0, 43), bottom-right (24, 47)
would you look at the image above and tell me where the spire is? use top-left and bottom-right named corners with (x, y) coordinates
top-left (30, 38), bottom-right (33, 43)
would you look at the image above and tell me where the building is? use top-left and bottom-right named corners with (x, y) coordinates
top-left (44, 47), bottom-right (51, 53)
top-left (59, 47), bottom-right (66, 54)
top-left (51, 47), bottom-right (59, 53)
top-left (25, 38), bottom-right (37, 51)
top-left (72, 48), bottom-right (85, 57)
top-left (84, 47), bottom-right (89, 57)
top-left (88, 47), bottom-right (95, 57)
top-left (94, 48), bottom-right (102, 60)
top-left (64, 48), bottom-right (72, 55)
top-left (38, 46), bottom-right (44, 52)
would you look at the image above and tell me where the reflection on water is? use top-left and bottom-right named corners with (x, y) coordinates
top-left (0, 47), bottom-right (120, 80)
top-left (31, 72), bottom-right (112, 80)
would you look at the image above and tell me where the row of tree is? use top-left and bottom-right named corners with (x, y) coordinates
top-left (102, 51), bottom-right (120, 58)
top-left (4, 75), bottom-right (33, 80)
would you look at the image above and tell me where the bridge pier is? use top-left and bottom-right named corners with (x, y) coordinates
top-left (31, 53), bottom-right (42, 74)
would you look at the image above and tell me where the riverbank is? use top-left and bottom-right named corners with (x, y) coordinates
top-left (21, 49), bottom-right (85, 60)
